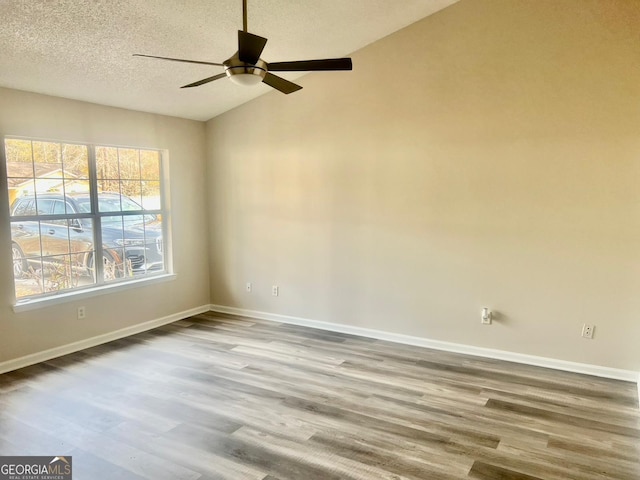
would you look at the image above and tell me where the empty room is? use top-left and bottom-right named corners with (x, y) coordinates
top-left (0, 0), bottom-right (639, 479)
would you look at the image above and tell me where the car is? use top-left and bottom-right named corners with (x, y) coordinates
top-left (10, 192), bottom-right (164, 281)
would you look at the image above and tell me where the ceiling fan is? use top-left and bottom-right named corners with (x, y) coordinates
top-left (134, 0), bottom-right (353, 94)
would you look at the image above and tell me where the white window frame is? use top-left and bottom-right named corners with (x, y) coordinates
top-left (2, 136), bottom-right (174, 311)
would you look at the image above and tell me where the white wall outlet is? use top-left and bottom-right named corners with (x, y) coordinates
top-left (77, 306), bottom-right (86, 320)
top-left (582, 324), bottom-right (595, 339)
top-left (246, 282), bottom-right (252, 292)
top-left (481, 307), bottom-right (492, 325)
top-left (272, 285), bottom-right (279, 296)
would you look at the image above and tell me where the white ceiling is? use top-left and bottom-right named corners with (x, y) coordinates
top-left (0, 0), bottom-right (458, 121)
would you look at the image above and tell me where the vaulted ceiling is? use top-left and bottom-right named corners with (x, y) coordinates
top-left (0, 0), bottom-right (458, 121)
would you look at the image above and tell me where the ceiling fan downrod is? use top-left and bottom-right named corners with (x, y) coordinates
top-left (242, 0), bottom-right (248, 32)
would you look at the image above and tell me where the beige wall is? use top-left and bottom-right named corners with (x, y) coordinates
top-left (206, 0), bottom-right (640, 370)
top-left (1, 0), bottom-right (638, 373)
top-left (0, 88), bottom-right (210, 363)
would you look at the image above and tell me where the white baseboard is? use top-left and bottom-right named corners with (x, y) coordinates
top-left (0, 304), bottom-right (211, 375)
top-left (3, 302), bottom-right (637, 393)
top-left (209, 304), bottom-right (639, 383)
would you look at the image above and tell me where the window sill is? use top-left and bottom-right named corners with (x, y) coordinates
top-left (13, 273), bottom-right (177, 313)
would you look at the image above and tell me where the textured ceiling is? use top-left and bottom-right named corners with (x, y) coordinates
top-left (0, 0), bottom-right (458, 121)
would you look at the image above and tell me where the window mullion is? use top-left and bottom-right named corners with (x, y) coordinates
top-left (87, 145), bottom-right (104, 284)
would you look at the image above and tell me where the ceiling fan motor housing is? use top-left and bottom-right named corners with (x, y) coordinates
top-left (224, 56), bottom-right (267, 85)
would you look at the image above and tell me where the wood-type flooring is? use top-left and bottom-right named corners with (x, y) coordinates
top-left (0, 311), bottom-right (638, 479)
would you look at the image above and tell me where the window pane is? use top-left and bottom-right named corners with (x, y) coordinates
top-left (11, 221), bottom-right (43, 298)
top-left (60, 144), bottom-right (89, 194)
top-left (68, 218), bottom-right (94, 250)
top-left (6, 140), bottom-right (34, 208)
top-left (97, 178), bottom-right (121, 199)
top-left (42, 220), bottom-right (71, 254)
top-left (97, 191), bottom-right (123, 212)
top-left (102, 248), bottom-right (125, 281)
top-left (8, 177), bottom-right (35, 198)
top-left (7, 165), bottom-right (34, 179)
top-left (146, 232), bottom-right (164, 272)
top-left (32, 142), bottom-right (63, 190)
top-left (118, 149), bottom-right (141, 180)
top-left (71, 196), bottom-right (92, 214)
top-left (96, 146), bottom-right (119, 180)
top-left (42, 255), bottom-right (74, 293)
top-left (140, 150), bottom-right (160, 180)
top-left (33, 141), bottom-right (61, 165)
top-left (64, 178), bottom-right (90, 197)
top-left (121, 181), bottom-right (142, 207)
top-left (15, 275), bottom-right (44, 299)
top-left (52, 200), bottom-right (65, 216)
top-left (35, 198), bottom-right (54, 215)
top-left (11, 220), bottom-right (43, 260)
top-left (122, 194), bottom-right (143, 211)
top-left (52, 198), bottom-right (81, 218)
top-left (33, 179), bottom-right (57, 197)
top-left (97, 191), bottom-right (148, 213)
top-left (11, 197), bottom-right (36, 217)
top-left (141, 181), bottom-right (161, 209)
top-left (144, 215), bottom-right (164, 274)
top-left (101, 215), bottom-right (124, 239)
top-left (14, 256), bottom-right (45, 298)
top-left (101, 215), bottom-right (125, 281)
top-left (104, 214), bottom-right (164, 277)
top-left (67, 217), bottom-right (95, 286)
top-left (5, 139), bottom-right (33, 165)
top-left (62, 144), bottom-right (89, 179)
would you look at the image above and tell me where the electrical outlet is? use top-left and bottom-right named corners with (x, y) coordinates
top-left (246, 282), bottom-right (252, 292)
top-left (582, 324), bottom-right (594, 339)
top-left (77, 306), bottom-right (86, 320)
top-left (481, 307), bottom-right (492, 325)
top-left (272, 285), bottom-right (279, 296)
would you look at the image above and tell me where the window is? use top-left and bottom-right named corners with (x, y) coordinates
top-left (4, 138), bottom-right (169, 303)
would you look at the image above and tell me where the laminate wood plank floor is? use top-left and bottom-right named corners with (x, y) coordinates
top-left (1, 311), bottom-right (638, 479)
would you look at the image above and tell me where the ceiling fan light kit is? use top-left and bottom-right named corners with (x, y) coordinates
top-left (225, 57), bottom-right (267, 86)
top-left (134, 0), bottom-right (352, 94)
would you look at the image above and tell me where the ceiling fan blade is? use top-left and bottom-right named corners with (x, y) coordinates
top-left (268, 58), bottom-right (352, 72)
top-left (181, 73), bottom-right (227, 88)
top-left (238, 30), bottom-right (268, 64)
top-left (133, 54), bottom-right (223, 67)
top-left (262, 73), bottom-right (302, 94)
